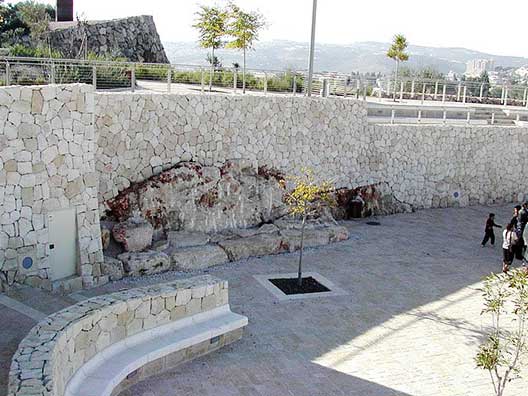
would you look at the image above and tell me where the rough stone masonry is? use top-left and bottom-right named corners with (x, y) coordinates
top-left (1, 83), bottom-right (528, 291)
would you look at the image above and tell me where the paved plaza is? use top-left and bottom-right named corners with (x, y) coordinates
top-left (2, 204), bottom-right (528, 396)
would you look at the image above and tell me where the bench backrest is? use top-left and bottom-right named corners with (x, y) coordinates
top-left (7, 275), bottom-right (228, 396)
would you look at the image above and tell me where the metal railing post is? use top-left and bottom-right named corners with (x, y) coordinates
top-left (131, 65), bottom-right (136, 92)
top-left (233, 69), bottom-right (237, 94)
top-left (500, 86), bottom-right (505, 104)
top-left (442, 84), bottom-right (446, 103)
top-left (362, 82), bottom-right (367, 101)
top-left (5, 61), bottom-right (10, 86)
top-left (92, 65), bottom-right (97, 88)
top-left (523, 88), bottom-right (527, 106)
top-left (410, 80), bottom-right (415, 98)
top-left (456, 83), bottom-right (461, 102)
top-left (504, 88), bottom-right (508, 107)
top-left (167, 67), bottom-right (172, 93)
top-left (434, 80), bottom-right (439, 100)
top-left (292, 75), bottom-right (297, 96)
top-left (50, 61), bottom-right (56, 84)
top-left (421, 83), bottom-right (426, 104)
top-left (479, 84), bottom-right (484, 101)
top-left (462, 86), bottom-right (467, 104)
top-left (399, 81), bottom-right (404, 101)
top-left (263, 73), bottom-right (268, 95)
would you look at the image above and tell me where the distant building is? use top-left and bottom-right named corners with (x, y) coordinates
top-left (465, 59), bottom-right (494, 77)
top-left (514, 66), bottom-right (528, 80)
top-left (446, 71), bottom-right (459, 81)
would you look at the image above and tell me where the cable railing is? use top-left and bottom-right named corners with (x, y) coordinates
top-left (1, 56), bottom-right (527, 112)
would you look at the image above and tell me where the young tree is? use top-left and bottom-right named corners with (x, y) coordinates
top-left (475, 269), bottom-right (528, 396)
top-left (284, 169), bottom-right (334, 287)
top-left (226, 3), bottom-right (265, 93)
top-left (18, 0), bottom-right (52, 45)
top-left (387, 34), bottom-right (409, 100)
top-left (193, 4), bottom-right (228, 92)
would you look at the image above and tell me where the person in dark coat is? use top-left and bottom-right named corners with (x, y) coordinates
top-left (481, 213), bottom-right (501, 247)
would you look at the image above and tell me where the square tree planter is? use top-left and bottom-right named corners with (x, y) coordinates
top-left (253, 272), bottom-right (348, 301)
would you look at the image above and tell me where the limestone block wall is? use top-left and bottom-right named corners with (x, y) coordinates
top-left (0, 84), bottom-right (103, 290)
top-left (94, 93), bottom-right (369, 210)
top-left (7, 276), bottom-right (229, 396)
top-left (367, 124), bottom-right (528, 208)
top-left (94, 92), bottom-right (528, 213)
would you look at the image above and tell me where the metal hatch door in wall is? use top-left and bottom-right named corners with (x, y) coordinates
top-left (48, 208), bottom-right (78, 280)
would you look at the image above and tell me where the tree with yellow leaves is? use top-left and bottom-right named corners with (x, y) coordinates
top-left (284, 169), bottom-right (334, 287)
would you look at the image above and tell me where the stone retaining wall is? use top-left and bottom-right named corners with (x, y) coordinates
top-left (0, 84), bottom-right (104, 291)
top-left (49, 16), bottom-right (169, 63)
top-left (2, 84), bottom-right (528, 291)
top-left (7, 275), bottom-right (230, 396)
top-left (95, 92), bottom-right (528, 211)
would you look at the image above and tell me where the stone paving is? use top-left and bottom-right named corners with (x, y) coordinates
top-left (2, 204), bottom-right (528, 396)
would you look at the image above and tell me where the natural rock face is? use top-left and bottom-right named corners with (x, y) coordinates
top-left (167, 231), bottom-right (210, 249)
top-left (48, 16), bottom-right (169, 63)
top-left (113, 215), bottom-right (154, 252)
top-left (170, 245), bottom-right (229, 272)
top-left (105, 161), bottom-right (286, 234)
top-left (118, 250), bottom-right (170, 276)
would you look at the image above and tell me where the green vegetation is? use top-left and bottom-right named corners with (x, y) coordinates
top-left (225, 2), bottom-right (265, 93)
top-left (193, 2), bottom-right (267, 93)
top-left (387, 34), bottom-right (409, 99)
top-left (284, 169), bottom-right (334, 287)
top-left (193, 5), bottom-right (228, 91)
top-left (0, 1), bottom-right (55, 47)
top-left (475, 269), bottom-right (528, 396)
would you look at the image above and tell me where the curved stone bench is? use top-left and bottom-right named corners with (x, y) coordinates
top-left (8, 275), bottom-right (247, 396)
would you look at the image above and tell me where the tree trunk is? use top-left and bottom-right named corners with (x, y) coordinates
top-left (242, 47), bottom-right (247, 94)
top-left (393, 60), bottom-right (399, 101)
top-left (209, 48), bottom-right (214, 92)
top-left (297, 216), bottom-right (306, 287)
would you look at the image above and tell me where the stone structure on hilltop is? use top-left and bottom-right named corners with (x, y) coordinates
top-left (48, 16), bottom-right (169, 63)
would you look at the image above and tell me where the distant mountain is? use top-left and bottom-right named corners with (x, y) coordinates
top-left (163, 40), bottom-right (528, 75)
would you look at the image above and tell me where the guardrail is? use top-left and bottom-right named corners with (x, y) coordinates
top-left (1, 57), bottom-right (527, 110)
top-left (367, 102), bottom-right (528, 125)
top-left (0, 56), bottom-right (304, 95)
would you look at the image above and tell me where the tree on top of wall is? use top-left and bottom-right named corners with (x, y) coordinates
top-left (387, 34), bottom-right (409, 100)
top-left (193, 4), bottom-right (228, 92)
top-left (226, 2), bottom-right (265, 93)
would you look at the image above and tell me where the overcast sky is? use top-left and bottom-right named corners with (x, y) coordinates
top-left (9, 0), bottom-right (528, 57)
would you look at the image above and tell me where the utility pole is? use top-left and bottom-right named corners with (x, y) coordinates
top-left (306, 0), bottom-right (317, 97)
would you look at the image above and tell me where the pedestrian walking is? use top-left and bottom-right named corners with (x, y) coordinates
top-left (481, 213), bottom-right (501, 247)
top-left (503, 223), bottom-right (518, 273)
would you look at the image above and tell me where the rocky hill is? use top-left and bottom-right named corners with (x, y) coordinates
top-left (164, 40), bottom-right (528, 74)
